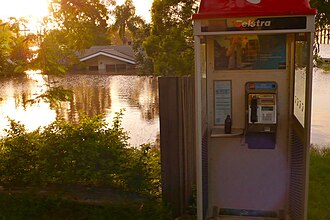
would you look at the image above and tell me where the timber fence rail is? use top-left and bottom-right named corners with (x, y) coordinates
top-left (316, 27), bottom-right (330, 44)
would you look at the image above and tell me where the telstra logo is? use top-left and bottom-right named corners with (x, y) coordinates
top-left (234, 19), bottom-right (271, 28)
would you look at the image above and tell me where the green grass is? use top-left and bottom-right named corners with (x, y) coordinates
top-left (308, 146), bottom-right (330, 219)
top-left (0, 191), bottom-right (171, 220)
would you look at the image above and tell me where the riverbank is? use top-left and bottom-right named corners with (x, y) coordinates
top-left (0, 114), bottom-right (169, 219)
top-left (308, 145), bottom-right (330, 219)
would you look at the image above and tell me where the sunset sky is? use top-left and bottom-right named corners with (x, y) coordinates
top-left (0, 0), bottom-right (152, 22)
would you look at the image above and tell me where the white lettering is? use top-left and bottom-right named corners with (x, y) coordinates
top-left (250, 21), bottom-right (256, 27)
top-left (265, 21), bottom-right (271, 26)
top-left (235, 19), bottom-right (272, 28)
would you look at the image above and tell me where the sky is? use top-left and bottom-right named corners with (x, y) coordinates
top-left (117, 0), bottom-right (152, 22)
top-left (0, 0), bottom-right (152, 22)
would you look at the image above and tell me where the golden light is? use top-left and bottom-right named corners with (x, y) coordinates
top-left (0, 0), bottom-right (49, 19)
top-left (29, 46), bottom-right (40, 51)
top-left (112, 0), bottom-right (152, 22)
top-left (0, 0), bottom-right (50, 33)
top-left (0, 0), bottom-right (152, 24)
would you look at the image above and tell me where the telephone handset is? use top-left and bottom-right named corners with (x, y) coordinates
top-left (248, 94), bottom-right (276, 124)
top-left (250, 95), bottom-right (258, 123)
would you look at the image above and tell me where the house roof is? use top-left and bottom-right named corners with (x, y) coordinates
top-left (79, 45), bottom-right (136, 64)
top-left (193, 0), bottom-right (317, 20)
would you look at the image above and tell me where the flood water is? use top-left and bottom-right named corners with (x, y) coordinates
top-left (1, 68), bottom-right (330, 147)
top-left (311, 44), bottom-right (330, 147)
top-left (311, 68), bottom-right (330, 146)
top-left (0, 73), bottom-right (159, 147)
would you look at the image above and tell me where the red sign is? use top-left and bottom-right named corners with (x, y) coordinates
top-left (193, 0), bottom-right (316, 19)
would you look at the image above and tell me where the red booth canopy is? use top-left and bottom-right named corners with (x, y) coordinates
top-left (193, 0), bottom-right (317, 19)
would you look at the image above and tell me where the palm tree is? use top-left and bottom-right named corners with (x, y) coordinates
top-left (112, 0), bottom-right (144, 45)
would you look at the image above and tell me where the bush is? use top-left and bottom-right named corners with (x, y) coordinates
top-left (0, 120), bottom-right (42, 185)
top-left (0, 111), bottom-right (161, 197)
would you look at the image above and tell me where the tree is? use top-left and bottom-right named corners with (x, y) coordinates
top-left (310, 0), bottom-right (330, 29)
top-left (111, 0), bottom-right (144, 45)
top-left (9, 34), bottom-right (35, 74)
top-left (31, 29), bottom-right (78, 76)
top-left (0, 18), bottom-right (33, 76)
top-left (309, 0), bottom-right (329, 58)
top-left (0, 21), bottom-right (13, 75)
top-left (26, 0), bottom-right (113, 79)
top-left (132, 22), bottom-right (154, 74)
top-left (143, 0), bottom-right (198, 76)
top-left (50, 0), bottom-right (113, 51)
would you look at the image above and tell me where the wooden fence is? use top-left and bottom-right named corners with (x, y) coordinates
top-left (316, 27), bottom-right (330, 44)
top-left (158, 76), bottom-right (196, 218)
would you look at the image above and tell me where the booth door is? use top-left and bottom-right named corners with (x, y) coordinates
top-left (289, 33), bottom-right (312, 220)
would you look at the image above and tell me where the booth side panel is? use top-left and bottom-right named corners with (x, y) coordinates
top-left (289, 130), bottom-right (306, 220)
top-left (202, 129), bottom-right (209, 218)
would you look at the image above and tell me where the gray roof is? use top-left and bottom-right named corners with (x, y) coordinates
top-left (79, 45), bottom-right (135, 62)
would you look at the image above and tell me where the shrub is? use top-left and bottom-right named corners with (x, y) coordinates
top-left (0, 120), bottom-right (42, 185)
top-left (0, 111), bottom-right (161, 197)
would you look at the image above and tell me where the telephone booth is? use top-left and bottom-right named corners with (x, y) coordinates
top-left (193, 1), bottom-right (316, 219)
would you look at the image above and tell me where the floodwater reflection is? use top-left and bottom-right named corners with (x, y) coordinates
top-left (1, 69), bottom-right (330, 147)
top-left (0, 74), bottom-right (159, 147)
top-left (311, 68), bottom-right (330, 146)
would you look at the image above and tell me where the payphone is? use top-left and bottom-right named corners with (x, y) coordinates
top-left (193, 0), bottom-right (316, 219)
top-left (246, 81), bottom-right (277, 149)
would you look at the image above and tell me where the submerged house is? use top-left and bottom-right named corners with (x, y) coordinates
top-left (77, 45), bottom-right (136, 73)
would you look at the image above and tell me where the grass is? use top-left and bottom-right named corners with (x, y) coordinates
top-left (308, 146), bottom-right (330, 219)
top-left (0, 189), bottom-right (171, 220)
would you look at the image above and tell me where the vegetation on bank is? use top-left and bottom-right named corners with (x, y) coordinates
top-left (0, 191), bottom-right (171, 220)
top-left (0, 111), bottom-right (171, 218)
top-left (0, 111), bottom-right (160, 196)
top-left (308, 146), bottom-right (330, 219)
top-left (315, 59), bottom-right (330, 71)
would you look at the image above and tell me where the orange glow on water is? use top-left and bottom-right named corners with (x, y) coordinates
top-left (0, 74), bottom-right (159, 146)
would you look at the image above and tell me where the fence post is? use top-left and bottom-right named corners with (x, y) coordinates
top-left (316, 27), bottom-right (330, 44)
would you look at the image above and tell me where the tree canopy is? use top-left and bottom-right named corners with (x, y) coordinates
top-left (143, 0), bottom-right (198, 76)
top-left (310, 0), bottom-right (330, 29)
top-left (1, 0), bottom-right (328, 78)
top-left (50, 0), bottom-right (113, 51)
top-left (111, 0), bottom-right (144, 45)
top-left (0, 18), bottom-right (34, 76)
